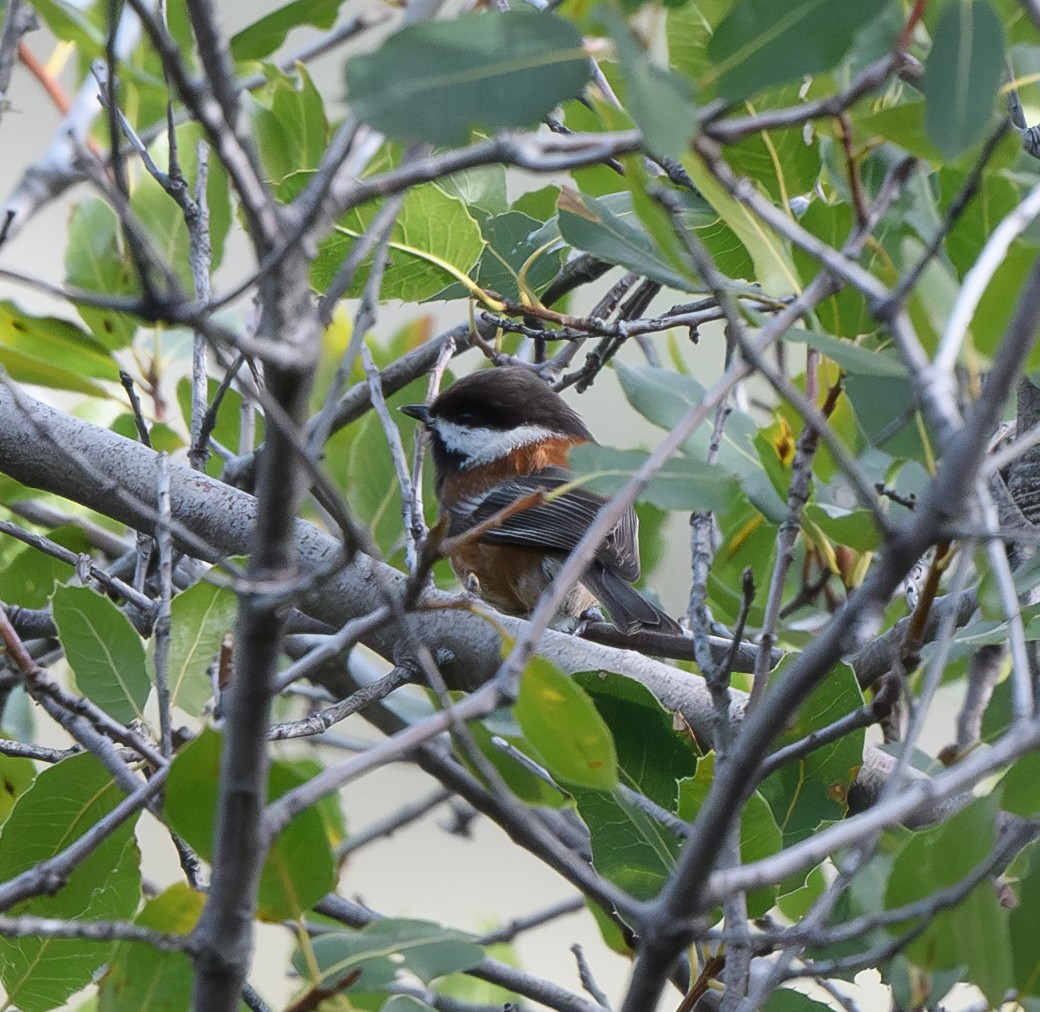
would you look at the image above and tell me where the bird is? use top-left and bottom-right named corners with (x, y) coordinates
top-left (400, 366), bottom-right (682, 635)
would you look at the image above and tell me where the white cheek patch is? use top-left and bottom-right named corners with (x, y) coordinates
top-left (433, 420), bottom-right (557, 467)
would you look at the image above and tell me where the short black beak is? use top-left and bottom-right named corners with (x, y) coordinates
top-left (399, 403), bottom-right (432, 425)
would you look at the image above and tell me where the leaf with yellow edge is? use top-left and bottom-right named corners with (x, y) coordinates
top-left (308, 182), bottom-right (487, 304)
top-left (681, 153), bottom-right (801, 297)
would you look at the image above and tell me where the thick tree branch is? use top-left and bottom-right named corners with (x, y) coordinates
top-left (0, 386), bottom-right (722, 729)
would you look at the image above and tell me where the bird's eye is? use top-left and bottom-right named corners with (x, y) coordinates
top-left (455, 411), bottom-right (478, 425)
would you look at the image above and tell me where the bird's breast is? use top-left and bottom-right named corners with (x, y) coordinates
top-left (439, 435), bottom-right (585, 506)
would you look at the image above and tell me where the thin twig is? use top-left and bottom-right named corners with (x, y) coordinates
top-left (272, 606), bottom-right (394, 693)
top-left (0, 517), bottom-right (155, 616)
top-left (335, 787), bottom-right (453, 859)
top-left (0, 738), bottom-right (76, 763)
top-left (154, 452), bottom-right (174, 758)
top-left (268, 665), bottom-right (413, 741)
top-left (0, 911), bottom-right (191, 950)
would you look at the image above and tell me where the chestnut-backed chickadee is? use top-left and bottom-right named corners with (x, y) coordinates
top-left (401, 367), bottom-right (681, 635)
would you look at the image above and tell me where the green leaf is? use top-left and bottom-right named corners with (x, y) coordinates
top-left (624, 159), bottom-right (756, 286)
top-left (561, 97), bottom-right (633, 198)
top-left (999, 750), bottom-right (1040, 817)
top-left (64, 201), bottom-right (140, 350)
top-left (803, 503), bottom-right (882, 553)
top-left (344, 412), bottom-right (404, 555)
top-left (955, 865), bottom-right (1015, 1007)
top-left (466, 715), bottom-right (568, 807)
top-left (310, 182), bottom-right (485, 303)
top-left (0, 527), bottom-right (87, 608)
top-left (373, 921), bottom-right (484, 984)
top-left (886, 796), bottom-right (1011, 1000)
top-left (281, 756), bottom-right (348, 852)
top-left (231, 0), bottom-right (347, 61)
top-left (181, 122), bottom-right (232, 271)
top-left (924, 0), bottom-right (1005, 159)
top-left (108, 415), bottom-right (184, 455)
top-left (382, 999), bottom-right (436, 1012)
top-left (26, 0), bottom-right (105, 57)
top-left (1, 684), bottom-right (34, 744)
top-left (341, 373), bottom-right (433, 557)
top-left (777, 864), bottom-right (826, 921)
top-left (844, 371), bottom-right (931, 460)
top-left (572, 785), bottom-right (682, 900)
top-left (150, 580), bottom-right (236, 715)
top-left (0, 301), bottom-right (118, 396)
top-left (1011, 849), bottom-right (1040, 996)
top-left (162, 729), bottom-right (220, 859)
top-left (52, 585), bottom-right (150, 724)
top-left (724, 88), bottom-right (822, 204)
top-left (667, 0), bottom-right (730, 83)
top-left (804, 851), bottom-right (893, 970)
top-left (261, 760), bottom-right (338, 921)
top-left (781, 328), bottom-right (905, 378)
top-left (346, 11), bottom-right (589, 145)
top-left (790, 201), bottom-right (874, 339)
top-left (164, 729), bottom-right (336, 920)
top-left (752, 417), bottom-right (795, 507)
top-left (678, 753), bottom-right (782, 917)
top-left (470, 210), bottom-right (563, 299)
top-left (435, 211), bottom-right (564, 303)
top-left (248, 65), bottom-right (329, 180)
top-left (569, 443), bottom-right (740, 512)
top-left (164, 0), bottom-right (196, 72)
top-left (757, 661), bottom-right (864, 844)
top-left (512, 185), bottom-right (560, 222)
top-left (861, 99), bottom-right (946, 162)
top-left (623, 162), bottom-right (704, 282)
top-left (762, 991), bottom-right (831, 1011)
top-left (901, 234), bottom-right (957, 356)
top-left (0, 751), bottom-right (36, 826)
top-left (98, 883), bottom-right (202, 1012)
top-left (557, 189), bottom-right (697, 291)
top-left (612, 360), bottom-right (717, 432)
top-left (599, 7), bottom-right (697, 160)
top-left (939, 165), bottom-right (1039, 366)
top-left (574, 671), bottom-right (700, 810)
top-left (298, 931), bottom-right (396, 995)
top-left (513, 658), bottom-right (618, 789)
top-left (681, 154), bottom-right (800, 297)
top-left (295, 919), bottom-right (484, 993)
top-left (176, 375), bottom-right (255, 478)
top-left (432, 939), bottom-right (520, 1005)
top-left (0, 753), bottom-right (141, 1012)
top-left (704, 0), bottom-right (888, 101)
top-left (440, 165), bottom-right (509, 219)
top-left (634, 499), bottom-right (669, 582)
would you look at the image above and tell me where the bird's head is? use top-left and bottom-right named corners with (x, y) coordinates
top-left (401, 368), bottom-right (592, 485)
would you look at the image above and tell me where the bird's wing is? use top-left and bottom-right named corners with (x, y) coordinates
top-left (451, 468), bottom-right (641, 581)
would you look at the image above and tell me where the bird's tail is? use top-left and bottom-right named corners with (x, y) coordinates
top-left (584, 565), bottom-right (683, 636)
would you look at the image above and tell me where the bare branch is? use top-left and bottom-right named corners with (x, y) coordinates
top-left (0, 912), bottom-right (191, 950)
